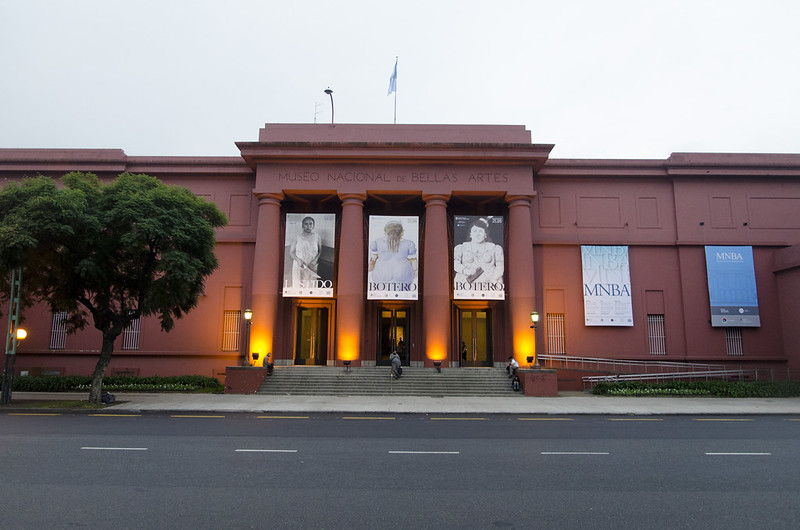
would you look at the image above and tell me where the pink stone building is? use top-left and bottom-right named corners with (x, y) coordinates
top-left (2, 124), bottom-right (799, 387)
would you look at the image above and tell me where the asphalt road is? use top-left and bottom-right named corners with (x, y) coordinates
top-left (2, 413), bottom-right (799, 529)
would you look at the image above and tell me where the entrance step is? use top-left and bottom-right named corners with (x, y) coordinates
top-left (256, 366), bottom-right (523, 397)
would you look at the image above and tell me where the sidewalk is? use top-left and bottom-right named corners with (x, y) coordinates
top-left (9, 391), bottom-right (800, 415)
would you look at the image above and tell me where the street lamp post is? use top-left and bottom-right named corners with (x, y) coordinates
top-left (530, 311), bottom-right (540, 368)
top-left (242, 309), bottom-right (252, 366)
top-left (1, 267), bottom-right (23, 405)
top-left (324, 87), bottom-right (334, 124)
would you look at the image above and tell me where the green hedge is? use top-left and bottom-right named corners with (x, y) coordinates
top-left (591, 380), bottom-right (800, 397)
top-left (3, 375), bottom-right (224, 393)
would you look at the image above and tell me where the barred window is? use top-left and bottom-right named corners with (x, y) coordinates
top-left (546, 313), bottom-right (566, 354)
top-left (725, 327), bottom-right (743, 356)
top-left (49, 311), bottom-right (69, 350)
top-left (647, 314), bottom-right (666, 355)
top-left (121, 315), bottom-right (141, 351)
top-left (221, 310), bottom-right (242, 352)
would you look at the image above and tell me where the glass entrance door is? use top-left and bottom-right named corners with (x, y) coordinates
top-left (459, 309), bottom-right (492, 367)
top-left (295, 307), bottom-right (328, 365)
top-left (378, 308), bottom-right (409, 366)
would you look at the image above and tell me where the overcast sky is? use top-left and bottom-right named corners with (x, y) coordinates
top-left (2, 0), bottom-right (799, 159)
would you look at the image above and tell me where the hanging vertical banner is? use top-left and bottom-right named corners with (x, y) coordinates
top-left (705, 246), bottom-right (760, 327)
top-left (581, 245), bottom-right (634, 326)
top-left (367, 216), bottom-right (419, 300)
top-left (453, 216), bottom-right (505, 300)
top-left (282, 213), bottom-right (336, 297)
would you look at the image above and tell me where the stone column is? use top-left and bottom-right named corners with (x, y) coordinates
top-left (506, 194), bottom-right (537, 365)
top-left (336, 193), bottom-right (366, 365)
top-left (422, 194), bottom-right (451, 366)
top-left (249, 192), bottom-right (283, 366)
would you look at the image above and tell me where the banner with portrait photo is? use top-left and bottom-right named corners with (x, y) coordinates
top-left (367, 216), bottom-right (419, 300)
top-left (282, 213), bottom-right (336, 297)
top-left (705, 245), bottom-right (760, 327)
top-left (581, 245), bottom-right (633, 326)
top-left (453, 215), bottom-right (505, 300)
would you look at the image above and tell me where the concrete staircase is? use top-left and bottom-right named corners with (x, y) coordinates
top-left (256, 366), bottom-right (523, 397)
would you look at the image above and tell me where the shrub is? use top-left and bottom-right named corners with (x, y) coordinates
top-left (4, 375), bottom-right (224, 393)
top-left (591, 380), bottom-right (800, 397)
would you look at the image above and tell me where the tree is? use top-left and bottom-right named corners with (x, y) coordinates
top-left (0, 172), bottom-right (228, 404)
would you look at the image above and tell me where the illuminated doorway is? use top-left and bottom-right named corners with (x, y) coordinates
top-left (294, 307), bottom-right (329, 365)
top-left (459, 309), bottom-right (492, 367)
top-left (377, 308), bottom-right (409, 366)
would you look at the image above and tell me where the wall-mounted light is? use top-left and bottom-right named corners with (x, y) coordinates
top-left (244, 309), bottom-right (253, 321)
top-left (530, 311), bottom-right (539, 330)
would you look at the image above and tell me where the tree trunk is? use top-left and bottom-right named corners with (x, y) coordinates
top-left (88, 330), bottom-right (119, 405)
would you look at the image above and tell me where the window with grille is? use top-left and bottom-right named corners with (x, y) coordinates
top-left (49, 311), bottom-right (69, 350)
top-left (221, 310), bottom-right (242, 352)
top-left (121, 315), bottom-right (141, 351)
top-left (725, 327), bottom-right (743, 356)
top-left (647, 314), bottom-right (666, 355)
top-left (546, 313), bottom-right (566, 354)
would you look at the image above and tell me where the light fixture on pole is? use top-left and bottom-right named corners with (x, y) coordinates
top-left (324, 87), bottom-right (334, 124)
top-left (530, 311), bottom-right (540, 368)
top-left (242, 309), bottom-right (253, 366)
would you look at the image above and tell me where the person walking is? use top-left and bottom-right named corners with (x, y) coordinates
top-left (390, 350), bottom-right (402, 379)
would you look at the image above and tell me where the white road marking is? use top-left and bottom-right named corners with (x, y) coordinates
top-left (389, 451), bottom-right (460, 455)
top-left (81, 447), bottom-right (148, 451)
top-left (705, 452), bottom-right (771, 456)
top-left (541, 451), bottom-right (610, 455)
top-left (235, 449), bottom-right (299, 453)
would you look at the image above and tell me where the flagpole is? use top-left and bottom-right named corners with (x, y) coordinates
top-left (393, 57), bottom-right (397, 124)
top-left (388, 56), bottom-right (397, 124)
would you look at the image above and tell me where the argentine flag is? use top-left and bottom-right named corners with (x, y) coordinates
top-left (387, 59), bottom-right (397, 95)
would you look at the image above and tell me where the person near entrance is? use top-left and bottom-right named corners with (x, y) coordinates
top-left (289, 216), bottom-right (322, 287)
top-left (506, 356), bottom-right (519, 378)
top-left (390, 350), bottom-right (402, 379)
top-left (397, 338), bottom-right (407, 365)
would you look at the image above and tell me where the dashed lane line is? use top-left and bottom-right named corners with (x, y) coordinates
top-left (81, 447), bottom-right (148, 451)
top-left (518, 417), bottom-right (574, 421)
top-left (705, 452), bottom-right (771, 456)
top-left (341, 416), bottom-right (396, 420)
top-left (389, 451), bottom-right (460, 455)
top-left (170, 415), bottom-right (226, 418)
top-left (541, 452), bottom-right (610, 455)
top-left (256, 416), bottom-right (309, 420)
top-left (235, 449), bottom-right (299, 453)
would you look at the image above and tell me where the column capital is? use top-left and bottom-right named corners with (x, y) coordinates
top-left (338, 192), bottom-right (367, 205)
top-left (506, 193), bottom-right (537, 208)
top-left (254, 192), bottom-right (284, 206)
top-left (422, 193), bottom-right (451, 207)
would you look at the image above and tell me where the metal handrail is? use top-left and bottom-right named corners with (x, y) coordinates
top-left (538, 354), bottom-right (726, 374)
top-left (583, 369), bottom-right (756, 384)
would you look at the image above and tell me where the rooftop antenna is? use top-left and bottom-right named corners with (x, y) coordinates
top-left (324, 87), bottom-right (334, 124)
top-left (314, 102), bottom-right (322, 123)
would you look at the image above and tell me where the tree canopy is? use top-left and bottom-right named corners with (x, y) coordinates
top-left (0, 172), bottom-right (228, 403)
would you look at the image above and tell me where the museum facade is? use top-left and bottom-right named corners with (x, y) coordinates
top-left (2, 124), bottom-right (800, 382)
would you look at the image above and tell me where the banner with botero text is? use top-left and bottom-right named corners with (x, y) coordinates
top-left (367, 216), bottom-right (419, 300)
top-left (581, 245), bottom-right (633, 326)
top-left (705, 246), bottom-right (760, 327)
top-left (453, 216), bottom-right (505, 300)
top-left (282, 213), bottom-right (336, 297)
